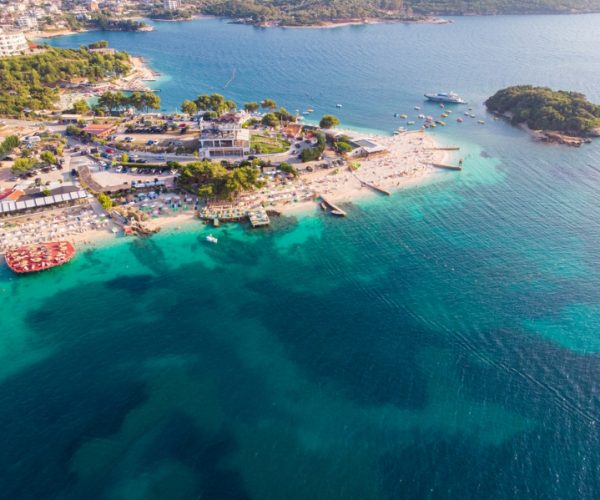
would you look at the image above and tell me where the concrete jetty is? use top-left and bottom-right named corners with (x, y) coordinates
top-left (431, 163), bottom-right (462, 171)
top-left (320, 195), bottom-right (347, 217)
top-left (425, 146), bottom-right (461, 151)
top-left (360, 180), bottom-right (391, 196)
top-left (350, 170), bottom-right (391, 196)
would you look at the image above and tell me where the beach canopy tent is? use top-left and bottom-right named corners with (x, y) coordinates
top-left (0, 190), bottom-right (89, 215)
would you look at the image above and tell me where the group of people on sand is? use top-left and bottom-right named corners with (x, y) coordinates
top-left (0, 206), bottom-right (109, 253)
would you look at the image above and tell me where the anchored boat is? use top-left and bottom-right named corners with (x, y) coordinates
top-left (424, 92), bottom-right (467, 104)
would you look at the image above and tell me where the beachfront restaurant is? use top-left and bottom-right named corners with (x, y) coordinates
top-left (0, 189), bottom-right (90, 218)
top-left (348, 138), bottom-right (387, 158)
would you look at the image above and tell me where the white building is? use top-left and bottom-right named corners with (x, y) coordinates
top-left (199, 121), bottom-right (251, 159)
top-left (163, 0), bottom-right (181, 11)
top-left (16, 16), bottom-right (38, 30)
top-left (0, 28), bottom-right (29, 57)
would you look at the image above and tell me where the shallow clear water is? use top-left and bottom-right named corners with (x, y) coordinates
top-left (3, 14), bottom-right (599, 499)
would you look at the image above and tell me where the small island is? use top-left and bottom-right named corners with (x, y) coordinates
top-left (485, 85), bottom-right (600, 146)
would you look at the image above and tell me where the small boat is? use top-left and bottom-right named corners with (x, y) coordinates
top-left (478, 120), bottom-right (485, 125)
top-left (394, 113), bottom-right (399, 117)
top-left (336, 103), bottom-right (343, 108)
top-left (457, 117), bottom-right (464, 123)
top-left (418, 114), bottom-right (426, 119)
top-left (414, 106), bottom-right (421, 110)
top-left (400, 113), bottom-right (408, 119)
top-left (206, 234), bottom-right (218, 244)
top-left (407, 121), bottom-right (415, 125)
top-left (441, 113), bottom-right (449, 118)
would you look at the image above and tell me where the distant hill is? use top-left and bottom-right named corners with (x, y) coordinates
top-left (407, 0), bottom-right (600, 15)
top-left (196, 0), bottom-right (600, 24)
top-left (200, 0), bottom-right (404, 26)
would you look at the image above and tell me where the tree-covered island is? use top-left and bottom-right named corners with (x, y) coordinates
top-left (485, 86), bottom-right (600, 146)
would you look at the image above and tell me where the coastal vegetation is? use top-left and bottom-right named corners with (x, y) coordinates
top-left (177, 161), bottom-right (264, 199)
top-left (65, 13), bottom-right (149, 32)
top-left (407, 0), bottom-right (600, 15)
top-left (72, 99), bottom-right (91, 115)
top-left (195, 0), bottom-right (600, 24)
top-left (148, 8), bottom-right (193, 20)
top-left (334, 135), bottom-right (354, 153)
top-left (96, 91), bottom-right (161, 115)
top-left (97, 193), bottom-right (113, 210)
top-left (0, 46), bottom-right (131, 117)
top-left (320, 115), bottom-right (341, 129)
top-left (250, 135), bottom-right (290, 154)
top-left (193, 93), bottom-right (237, 115)
top-left (301, 132), bottom-right (326, 162)
top-left (278, 161), bottom-right (298, 177)
top-left (11, 157), bottom-right (37, 175)
top-left (485, 86), bottom-right (600, 137)
top-left (200, 0), bottom-right (406, 25)
top-left (181, 100), bottom-right (198, 116)
top-left (0, 135), bottom-right (19, 159)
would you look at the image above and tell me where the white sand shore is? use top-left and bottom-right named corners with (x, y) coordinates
top-left (268, 129), bottom-right (450, 215)
top-left (0, 129), bottom-right (453, 261)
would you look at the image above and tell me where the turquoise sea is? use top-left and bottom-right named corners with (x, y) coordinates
top-left (3, 14), bottom-right (600, 499)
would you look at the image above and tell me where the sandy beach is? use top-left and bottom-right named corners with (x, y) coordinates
top-left (0, 129), bottom-right (452, 258)
top-left (256, 129), bottom-right (451, 215)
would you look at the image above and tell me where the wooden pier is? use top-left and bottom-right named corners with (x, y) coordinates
top-left (320, 196), bottom-right (347, 217)
top-left (248, 208), bottom-right (270, 227)
top-left (431, 163), bottom-right (463, 171)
